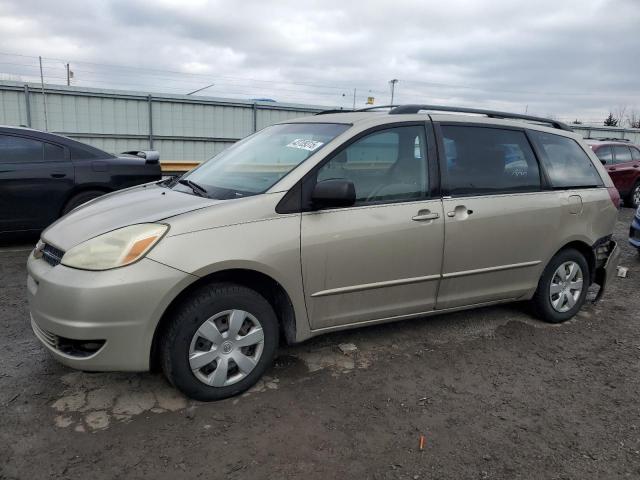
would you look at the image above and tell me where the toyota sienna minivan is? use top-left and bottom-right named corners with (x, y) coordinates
top-left (27, 105), bottom-right (620, 401)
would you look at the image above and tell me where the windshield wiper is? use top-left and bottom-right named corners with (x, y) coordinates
top-left (178, 178), bottom-right (209, 198)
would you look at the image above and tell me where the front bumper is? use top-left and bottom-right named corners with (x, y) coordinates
top-left (629, 213), bottom-right (640, 249)
top-left (27, 252), bottom-right (196, 371)
top-left (593, 240), bottom-right (620, 302)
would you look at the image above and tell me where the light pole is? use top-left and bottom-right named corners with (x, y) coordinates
top-left (389, 79), bottom-right (398, 105)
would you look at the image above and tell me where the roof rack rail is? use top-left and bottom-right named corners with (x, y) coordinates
top-left (315, 108), bottom-right (354, 116)
top-left (356, 105), bottom-right (399, 111)
top-left (388, 104), bottom-right (573, 132)
top-left (315, 105), bottom-right (400, 115)
top-left (592, 137), bottom-right (630, 142)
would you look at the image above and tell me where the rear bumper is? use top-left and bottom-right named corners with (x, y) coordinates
top-left (593, 240), bottom-right (620, 302)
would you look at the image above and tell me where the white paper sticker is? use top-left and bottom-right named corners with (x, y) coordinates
top-left (286, 139), bottom-right (324, 151)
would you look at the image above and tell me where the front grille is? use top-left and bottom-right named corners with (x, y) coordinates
top-left (42, 243), bottom-right (64, 267)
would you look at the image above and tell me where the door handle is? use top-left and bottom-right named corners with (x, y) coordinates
top-left (447, 205), bottom-right (474, 218)
top-left (609, 167), bottom-right (617, 171)
top-left (412, 210), bottom-right (440, 221)
top-left (50, 173), bottom-right (66, 178)
top-left (633, 165), bottom-right (639, 168)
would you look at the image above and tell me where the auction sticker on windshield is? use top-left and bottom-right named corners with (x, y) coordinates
top-left (286, 139), bottom-right (324, 151)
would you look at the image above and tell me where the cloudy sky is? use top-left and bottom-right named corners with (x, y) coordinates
top-left (0, 0), bottom-right (639, 123)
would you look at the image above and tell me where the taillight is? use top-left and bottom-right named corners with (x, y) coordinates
top-left (607, 187), bottom-right (620, 208)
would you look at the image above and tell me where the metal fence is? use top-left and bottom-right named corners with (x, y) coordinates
top-left (0, 80), bottom-right (326, 162)
top-left (572, 125), bottom-right (640, 144)
top-left (2, 80), bottom-right (639, 162)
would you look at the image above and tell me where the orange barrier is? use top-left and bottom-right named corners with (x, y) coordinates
top-left (160, 161), bottom-right (200, 172)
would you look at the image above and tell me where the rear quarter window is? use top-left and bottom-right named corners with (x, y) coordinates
top-left (528, 131), bottom-right (603, 188)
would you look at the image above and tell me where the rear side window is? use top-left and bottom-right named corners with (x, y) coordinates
top-left (68, 143), bottom-right (106, 160)
top-left (44, 143), bottom-right (65, 162)
top-left (632, 147), bottom-right (640, 161)
top-left (613, 145), bottom-right (632, 164)
top-left (0, 135), bottom-right (44, 163)
top-left (528, 131), bottom-right (603, 188)
top-left (594, 145), bottom-right (613, 164)
top-left (441, 126), bottom-right (540, 196)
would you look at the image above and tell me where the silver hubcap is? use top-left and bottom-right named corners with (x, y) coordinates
top-left (549, 261), bottom-right (583, 313)
top-left (188, 310), bottom-right (264, 387)
top-left (633, 185), bottom-right (640, 207)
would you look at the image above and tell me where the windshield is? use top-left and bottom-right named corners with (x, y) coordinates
top-left (175, 122), bottom-right (350, 199)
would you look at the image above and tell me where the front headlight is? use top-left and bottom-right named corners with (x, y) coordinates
top-left (61, 223), bottom-right (168, 271)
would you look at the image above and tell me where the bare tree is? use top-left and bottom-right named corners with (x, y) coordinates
top-left (627, 110), bottom-right (640, 129)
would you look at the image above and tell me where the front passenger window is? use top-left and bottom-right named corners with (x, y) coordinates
top-left (316, 126), bottom-right (428, 205)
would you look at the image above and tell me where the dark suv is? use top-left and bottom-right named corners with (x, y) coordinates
top-left (0, 126), bottom-right (161, 235)
top-left (587, 138), bottom-right (640, 208)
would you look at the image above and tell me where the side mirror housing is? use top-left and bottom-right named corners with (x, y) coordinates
top-left (311, 179), bottom-right (356, 209)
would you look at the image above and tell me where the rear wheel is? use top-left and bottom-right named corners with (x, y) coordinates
top-left (62, 190), bottom-right (105, 215)
top-left (627, 181), bottom-right (640, 209)
top-left (532, 249), bottom-right (589, 323)
top-left (160, 282), bottom-right (279, 401)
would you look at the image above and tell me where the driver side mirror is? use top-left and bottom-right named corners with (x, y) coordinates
top-left (311, 179), bottom-right (356, 209)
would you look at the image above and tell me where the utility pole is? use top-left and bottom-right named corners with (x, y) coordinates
top-left (66, 63), bottom-right (71, 86)
top-left (38, 56), bottom-right (49, 131)
top-left (352, 88), bottom-right (356, 110)
top-left (389, 79), bottom-right (398, 105)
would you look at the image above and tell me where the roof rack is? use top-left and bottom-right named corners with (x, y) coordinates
top-left (313, 103), bottom-right (573, 132)
top-left (315, 105), bottom-right (399, 115)
top-left (388, 104), bottom-right (573, 131)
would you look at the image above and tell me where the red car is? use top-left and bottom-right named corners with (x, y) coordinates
top-left (587, 138), bottom-right (640, 208)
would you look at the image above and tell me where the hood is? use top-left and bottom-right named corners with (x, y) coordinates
top-left (43, 183), bottom-right (221, 250)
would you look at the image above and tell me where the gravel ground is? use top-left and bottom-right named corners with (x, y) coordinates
top-left (1, 208), bottom-right (639, 480)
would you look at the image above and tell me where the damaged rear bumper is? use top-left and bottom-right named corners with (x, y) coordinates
top-left (593, 240), bottom-right (620, 303)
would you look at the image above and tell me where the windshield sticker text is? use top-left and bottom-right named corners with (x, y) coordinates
top-left (286, 139), bottom-right (324, 151)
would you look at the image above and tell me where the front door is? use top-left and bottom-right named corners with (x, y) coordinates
top-left (300, 124), bottom-right (444, 330)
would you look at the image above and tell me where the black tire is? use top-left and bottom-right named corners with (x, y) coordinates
top-left (62, 190), bottom-right (105, 215)
top-left (626, 181), bottom-right (640, 209)
top-left (160, 282), bottom-right (279, 401)
top-left (531, 248), bottom-right (590, 323)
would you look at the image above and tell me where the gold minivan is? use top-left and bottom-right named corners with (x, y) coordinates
top-left (27, 105), bottom-right (620, 400)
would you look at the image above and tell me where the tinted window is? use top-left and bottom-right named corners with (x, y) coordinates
top-left (594, 145), bottom-right (613, 164)
top-left (632, 147), bottom-right (640, 162)
top-left (613, 145), bottom-right (632, 164)
top-left (0, 135), bottom-right (43, 163)
top-left (44, 143), bottom-right (65, 162)
top-left (529, 131), bottom-right (603, 188)
top-left (68, 143), bottom-right (105, 160)
top-left (317, 125), bottom-right (428, 205)
top-left (441, 126), bottom-right (540, 196)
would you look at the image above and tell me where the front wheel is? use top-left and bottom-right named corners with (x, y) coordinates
top-left (532, 249), bottom-right (589, 323)
top-left (160, 282), bottom-right (279, 401)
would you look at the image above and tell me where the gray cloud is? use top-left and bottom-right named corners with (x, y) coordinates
top-left (0, 0), bottom-right (638, 123)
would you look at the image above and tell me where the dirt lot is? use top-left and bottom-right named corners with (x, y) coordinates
top-left (1, 208), bottom-right (639, 480)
